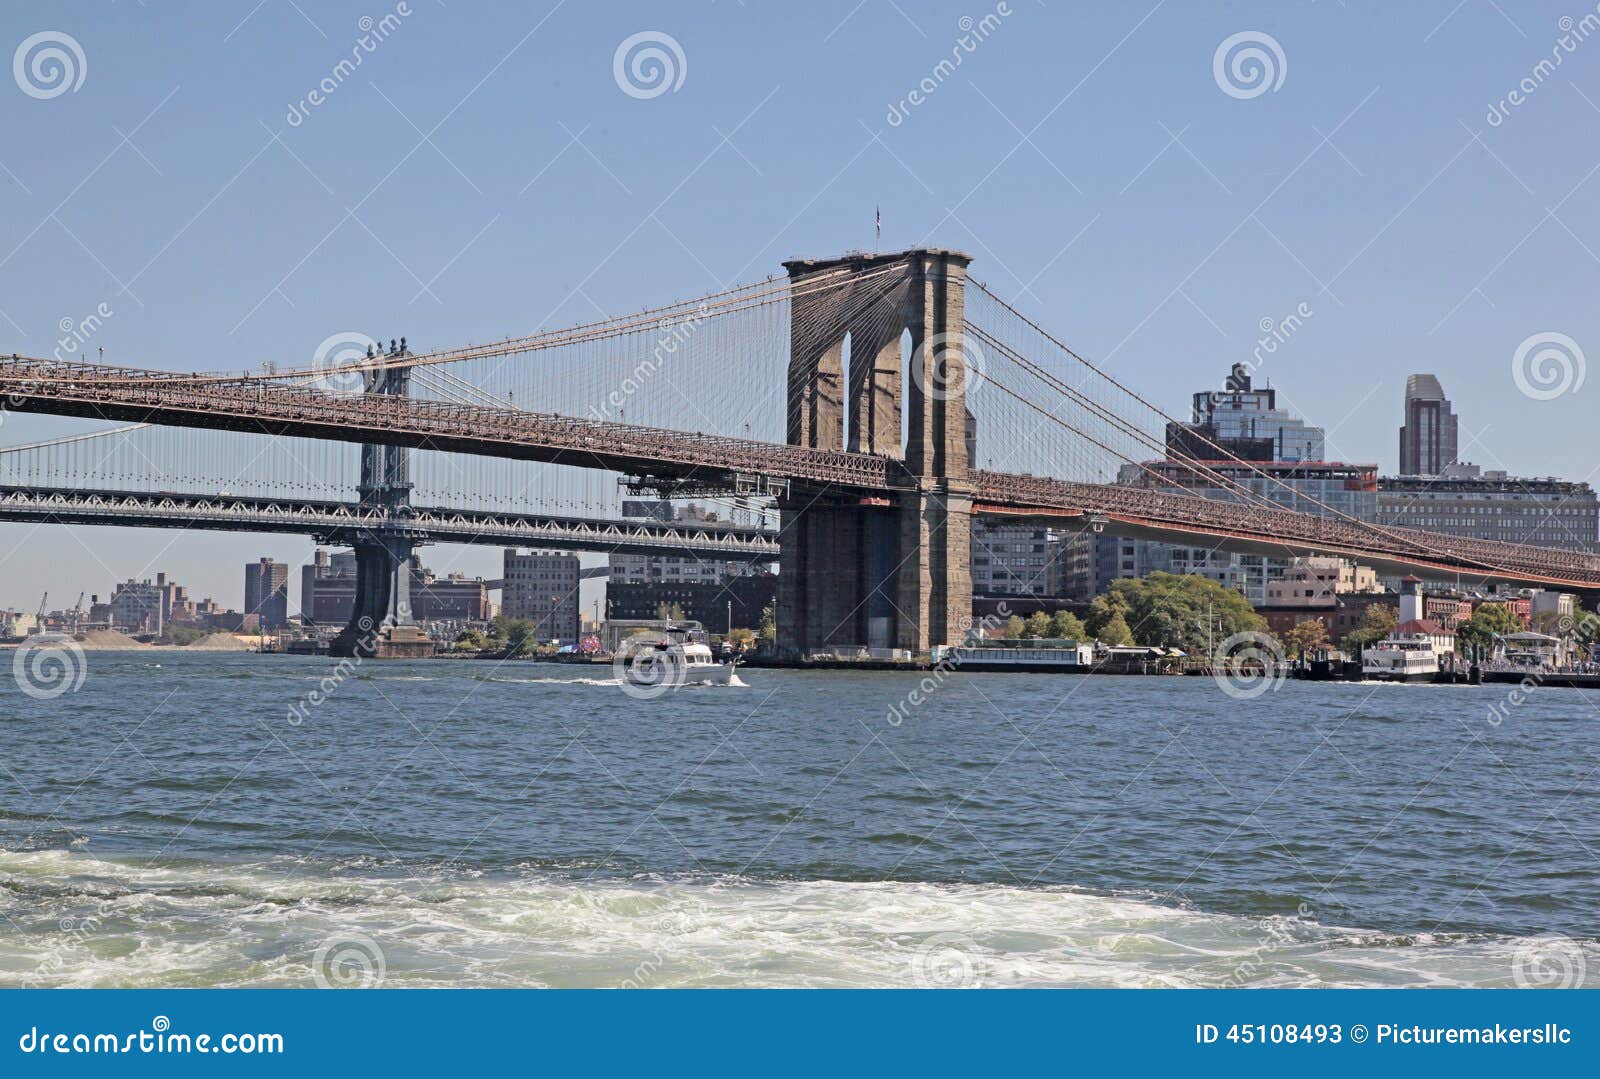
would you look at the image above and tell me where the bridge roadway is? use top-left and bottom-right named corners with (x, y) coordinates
top-left (4, 356), bottom-right (1600, 591)
top-left (0, 484), bottom-right (778, 559)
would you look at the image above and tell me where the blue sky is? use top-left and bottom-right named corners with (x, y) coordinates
top-left (2, 0), bottom-right (1598, 610)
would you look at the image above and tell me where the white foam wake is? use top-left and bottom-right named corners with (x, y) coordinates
top-left (0, 849), bottom-right (1589, 988)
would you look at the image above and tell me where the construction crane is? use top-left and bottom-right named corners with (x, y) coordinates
top-left (70, 592), bottom-right (85, 634)
top-left (33, 591), bottom-right (46, 635)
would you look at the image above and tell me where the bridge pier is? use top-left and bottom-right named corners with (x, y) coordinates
top-left (330, 346), bottom-right (436, 660)
top-left (778, 249), bottom-right (973, 657)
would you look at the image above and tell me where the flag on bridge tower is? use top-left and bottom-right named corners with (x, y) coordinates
top-left (875, 206), bottom-right (880, 251)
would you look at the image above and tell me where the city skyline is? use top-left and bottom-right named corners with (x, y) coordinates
top-left (4, 1), bottom-right (1599, 606)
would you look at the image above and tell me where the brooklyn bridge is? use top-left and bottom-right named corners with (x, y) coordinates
top-left (4, 248), bottom-right (1598, 656)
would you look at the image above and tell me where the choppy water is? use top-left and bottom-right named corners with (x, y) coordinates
top-left (2, 653), bottom-right (1597, 987)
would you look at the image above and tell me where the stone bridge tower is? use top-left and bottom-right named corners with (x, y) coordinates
top-left (777, 249), bottom-right (973, 657)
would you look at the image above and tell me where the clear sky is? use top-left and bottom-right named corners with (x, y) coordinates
top-left (1, 0), bottom-right (1597, 612)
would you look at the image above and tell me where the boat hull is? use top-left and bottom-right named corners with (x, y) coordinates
top-left (1360, 669), bottom-right (1439, 683)
top-left (623, 662), bottom-right (738, 688)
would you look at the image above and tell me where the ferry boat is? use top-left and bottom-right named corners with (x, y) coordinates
top-left (1360, 632), bottom-right (1441, 683)
top-left (930, 638), bottom-right (1097, 672)
top-left (621, 639), bottom-right (738, 688)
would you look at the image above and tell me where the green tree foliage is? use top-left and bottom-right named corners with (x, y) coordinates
top-left (165, 625), bottom-right (207, 646)
top-left (1340, 604), bottom-right (1397, 654)
top-left (758, 602), bottom-right (777, 644)
top-left (1457, 602), bottom-right (1522, 656)
top-left (1024, 611), bottom-right (1053, 638)
top-left (1096, 609), bottom-right (1135, 646)
top-left (1089, 573), bottom-right (1264, 654)
top-left (1049, 610), bottom-right (1087, 640)
top-left (1003, 614), bottom-right (1026, 639)
top-left (1283, 618), bottom-right (1328, 658)
top-left (1084, 593), bottom-right (1129, 639)
top-left (490, 615), bottom-right (539, 656)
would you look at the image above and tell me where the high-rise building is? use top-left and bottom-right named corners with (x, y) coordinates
top-left (1398, 374), bottom-right (1459, 477)
top-left (1166, 362), bottom-right (1325, 463)
top-left (1376, 469), bottom-right (1598, 552)
top-left (503, 549), bottom-right (581, 641)
top-left (971, 520), bottom-right (1054, 596)
top-left (608, 502), bottom-right (774, 585)
top-left (108, 572), bottom-right (188, 634)
top-left (243, 558), bottom-right (290, 630)
top-left (300, 549), bottom-right (491, 625)
top-left (1105, 366), bottom-right (1376, 604)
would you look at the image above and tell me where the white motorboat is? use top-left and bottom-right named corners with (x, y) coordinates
top-left (619, 640), bottom-right (737, 690)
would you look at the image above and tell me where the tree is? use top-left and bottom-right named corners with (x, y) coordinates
top-left (1340, 604), bottom-right (1397, 654)
top-left (1084, 593), bottom-right (1128, 638)
top-left (164, 625), bottom-right (207, 646)
top-left (1003, 614), bottom-right (1026, 639)
top-left (1024, 611), bottom-right (1053, 638)
top-left (1097, 609), bottom-right (1135, 646)
top-left (490, 616), bottom-right (538, 656)
top-left (1088, 573), bottom-right (1264, 654)
top-left (1283, 618), bottom-right (1328, 659)
top-left (1457, 602), bottom-right (1521, 657)
top-left (727, 627), bottom-right (756, 650)
top-left (453, 628), bottom-right (488, 652)
top-left (1049, 610), bottom-right (1087, 640)
top-left (758, 602), bottom-right (777, 645)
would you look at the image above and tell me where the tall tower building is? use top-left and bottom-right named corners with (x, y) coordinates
top-left (1398, 374), bottom-right (1458, 477)
top-left (244, 558), bottom-right (290, 630)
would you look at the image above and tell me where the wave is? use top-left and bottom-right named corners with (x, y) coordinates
top-left (1, 848), bottom-right (1592, 988)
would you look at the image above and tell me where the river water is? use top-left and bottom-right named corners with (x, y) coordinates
top-left (1, 652), bottom-right (1595, 987)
